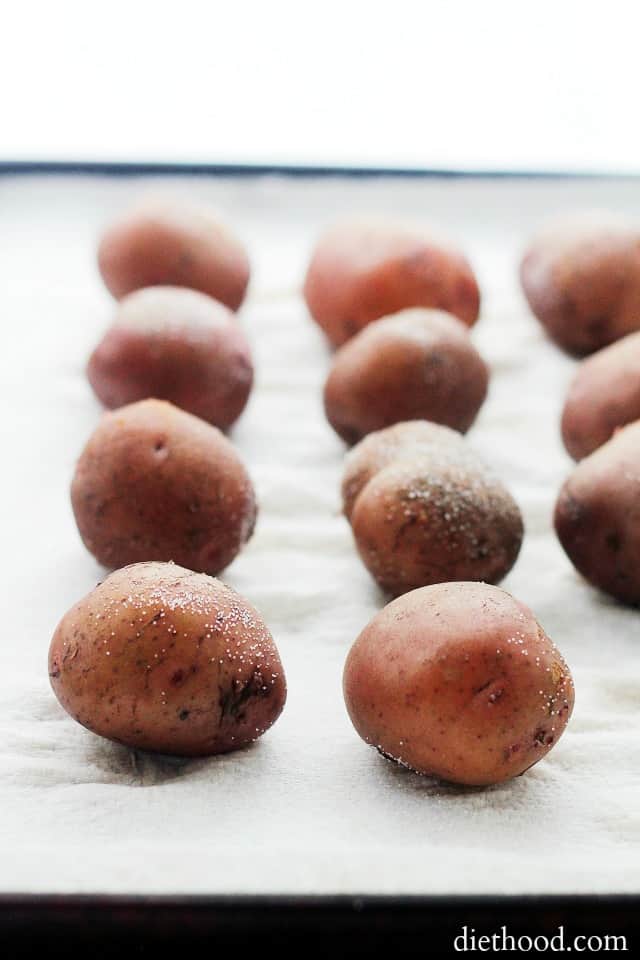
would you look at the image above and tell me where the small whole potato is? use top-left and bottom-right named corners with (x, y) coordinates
top-left (341, 420), bottom-right (469, 520)
top-left (520, 216), bottom-right (640, 355)
top-left (561, 331), bottom-right (640, 460)
top-left (324, 308), bottom-right (488, 444)
top-left (49, 562), bottom-right (286, 756)
top-left (555, 421), bottom-right (640, 603)
top-left (304, 220), bottom-right (480, 347)
top-left (345, 427), bottom-right (523, 596)
top-left (343, 581), bottom-right (574, 786)
top-left (98, 197), bottom-right (250, 310)
top-left (71, 399), bottom-right (256, 574)
top-left (87, 286), bottom-right (254, 430)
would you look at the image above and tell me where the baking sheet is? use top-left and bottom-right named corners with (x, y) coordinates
top-left (1, 172), bottom-right (639, 895)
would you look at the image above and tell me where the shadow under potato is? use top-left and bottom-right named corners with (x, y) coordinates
top-left (84, 732), bottom-right (259, 787)
top-left (372, 745), bottom-right (536, 800)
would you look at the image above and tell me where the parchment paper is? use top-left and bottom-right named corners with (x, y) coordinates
top-left (1, 172), bottom-right (638, 894)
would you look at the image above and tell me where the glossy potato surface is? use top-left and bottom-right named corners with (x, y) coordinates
top-left (343, 582), bottom-right (574, 785)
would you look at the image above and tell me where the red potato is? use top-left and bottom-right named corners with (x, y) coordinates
top-left (87, 286), bottom-right (253, 430)
top-left (71, 399), bottom-right (256, 575)
top-left (351, 458), bottom-right (523, 596)
top-left (49, 562), bottom-right (286, 756)
top-left (98, 197), bottom-right (250, 310)
top-left (555, 421), bottom-right (640, 603)
top-left (521, 216), bottom-right (640, 355)
top-left (343, 581), bottom-right (574, 786)
top-left (324, 308), bottom-right (488, 444)
top-left (561, 331), bottom-right (640, 460)
top-left (343, 424), bottom-right (523, 596)
top-left (304, 220), bottom-right (480, 347)
top-left (341, 420), bottom-right (471, 520)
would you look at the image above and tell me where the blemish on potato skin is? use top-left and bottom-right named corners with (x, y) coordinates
top-left (605, 531), bottom-right (622, 552)
top-left (219, 669), bottom-right (272, 724)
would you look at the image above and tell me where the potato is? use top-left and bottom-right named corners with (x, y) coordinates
top-left (341, 420), bottom-right (470, 520)
top-left (304, 220), bottom-right (480, 347)
top-left (324, 308), bottom-right (488, 444)
top-left (555, 421), bottom-right (640, 603)
top-left (87, 286), bottom-right (253, 430)
top-left (520, 216), bottom-right (640, 355)
top-left (98, 197), bottom-right (250, 310)
top-left (343, 581), bottom-right (574, 786)
top-left (49, 562), bottom-right (286, 756)
top-left (345, 429), bottom-right (523, 596)
top-left (561, 332), bottom-right (640, 460)
top-left (71, 399), bottom-right (256, 574)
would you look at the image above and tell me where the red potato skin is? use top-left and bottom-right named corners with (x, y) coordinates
top-left (98, 200), bottom-right (250, 310)
top-left (555, 421), bottom-right (640, 603)
top-left (71, 399), bottom-right (256, 575)
top-left (304, 221), bottom-right (480, 347)
top-left (350, 456), bottom-right (523, 597)
top-left (561, 332), bottom-right (640, 460)
top-left (343, 582), bottom-right (574, 786)
top-left (48, 562), bottom-right (286, 756)
top-left (342, 420), bottom-right (468, 521)
top-left (324, 309), bottom-right (488, 445)
top-left (521, 220), bottom-right (640, 356)
top-left (87, 287), bottom-right (253, 430)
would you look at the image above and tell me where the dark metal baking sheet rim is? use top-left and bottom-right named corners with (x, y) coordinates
top-left (1, 893), bottom-right (639, 951)
top-left (3, 160), bottom-right (637, 945)
top-left (2, 159), bottom-right (640, 180)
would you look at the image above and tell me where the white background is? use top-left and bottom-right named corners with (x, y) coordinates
top-left (2, 0), bottom-right (640, 172)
